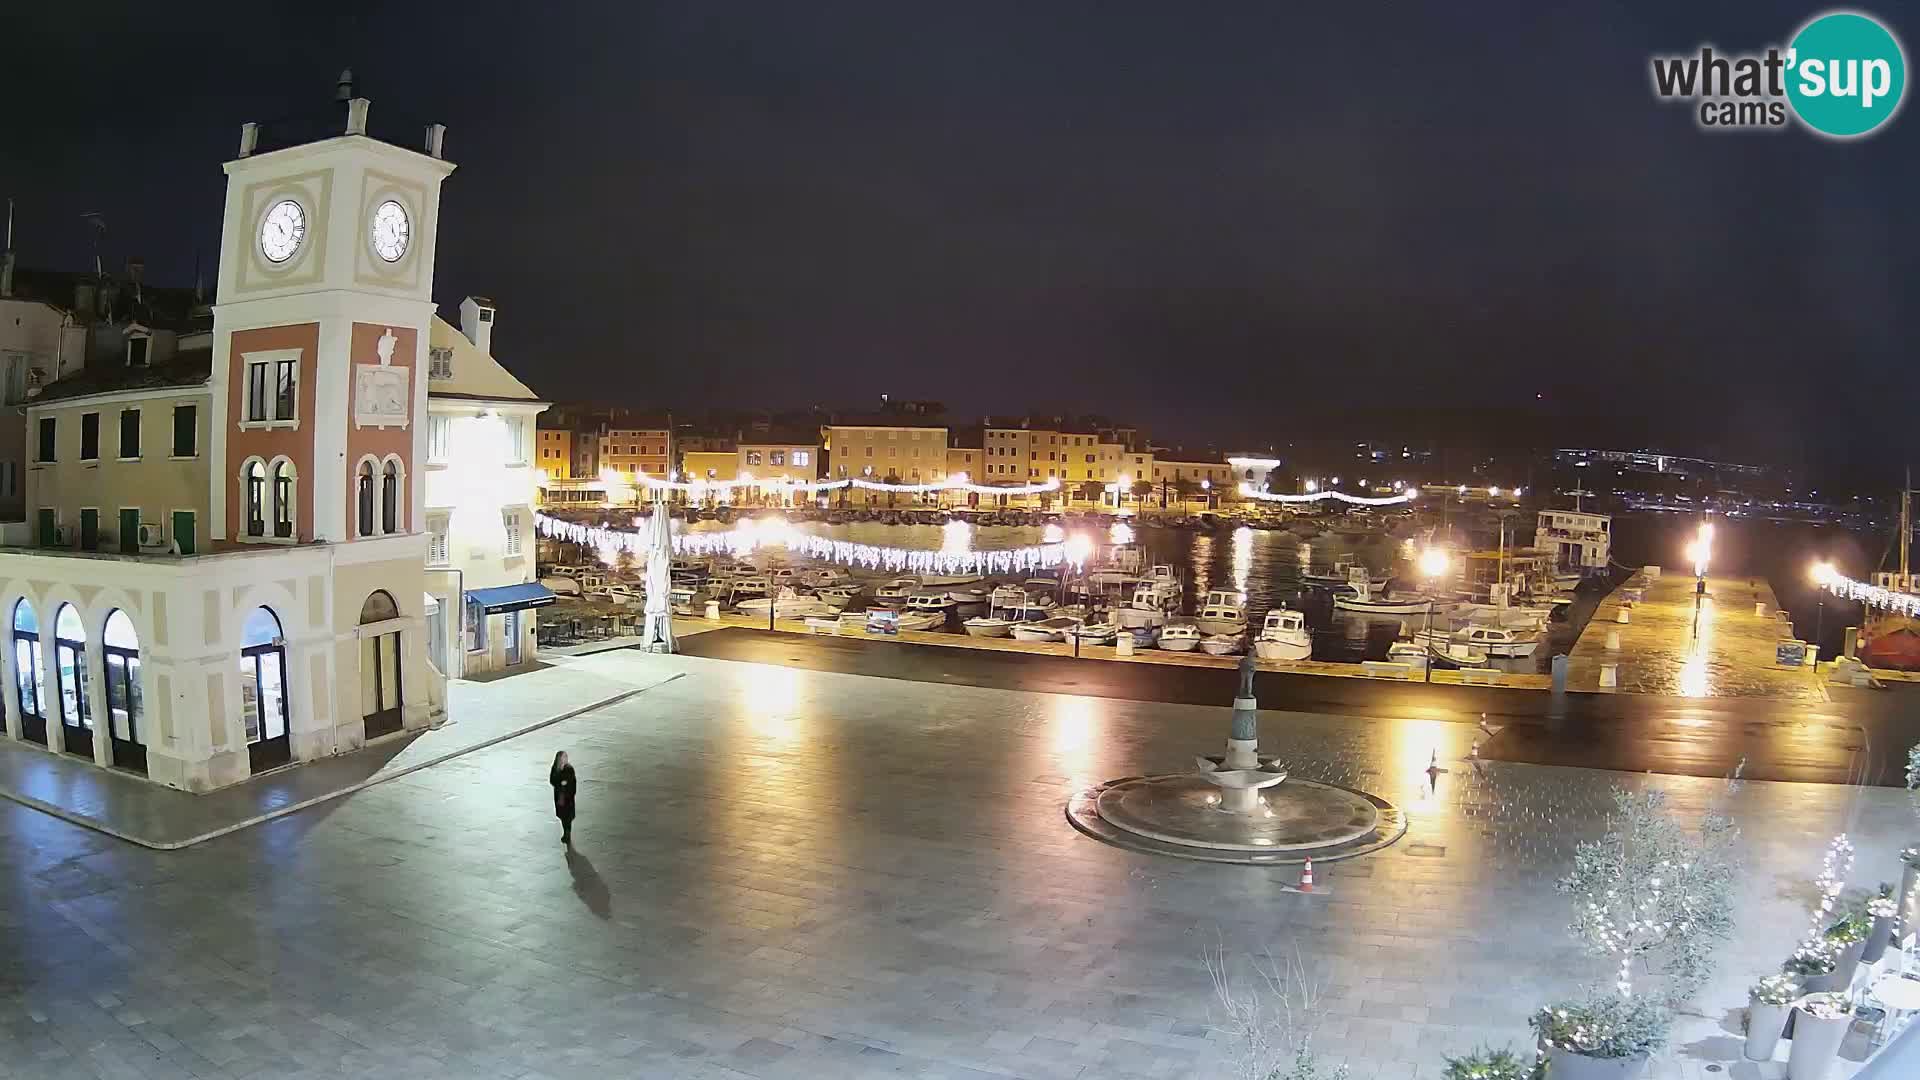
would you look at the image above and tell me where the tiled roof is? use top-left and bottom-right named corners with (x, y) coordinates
top-left (33, 347), bottom-right (211, 403)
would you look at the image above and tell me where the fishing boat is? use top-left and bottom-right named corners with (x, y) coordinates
top-left (1011, 616), bottom-right (1081, 642)
top-left (1119, 625), bottom-right (1159, 649)
top-left (814, 585), bottom-right (859, 609)
top-left (1115, 584), bottom-right (1172, 629)
top-left (1393, 638), bottom-right (1488, 669)
top-left (726, 576), bottom-right (771, 604)
top-left (1301, 558), bottom-right (1388, 588)
top-left (1199, 633), bottom-right (1243, 656)
top-left (905, 593), bottom-right (956, 620)
top-left (1334, 579), bottom-right (1440, 616)
top-left (1861, 474), bottom-right (1920, 670)
top-left (921, 573), bottom-right (984, 588)
top-left (801, 566), bottom-right (850, 588)
top-left (1253, 609), bottom-right (1313, 661)
top-left (1158, 624), bottom-right (1202, 652)
top-left (946, 586), bottom-right (993, 615)
top-left (963, 613), bottom-right (1015, 637)
top-left (1191, 589), bottom-right (1248, 635)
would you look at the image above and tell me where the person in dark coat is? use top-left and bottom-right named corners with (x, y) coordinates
top-left (550, 750), bottom-right (577, 845)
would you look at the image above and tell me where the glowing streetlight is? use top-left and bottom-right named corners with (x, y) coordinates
top-left (1418, 547), bottom-right (1450, 579)
top-left (1304, 479), bottom-right (1318, 493)
top-left (1488, 486), bottom-right (1501, 497)
top-left (1810, 560), bottom-right (1836, 586)
top-left (1064, 532), bottom-right (1095, 567)
top-left (1416, 548), bottom-right (1450, 683)
top-left (1330, 476), bottom-right (1341, 486)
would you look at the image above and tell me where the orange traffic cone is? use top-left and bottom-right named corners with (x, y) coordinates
top-left (1298, 858), bottom-right (1314, 892)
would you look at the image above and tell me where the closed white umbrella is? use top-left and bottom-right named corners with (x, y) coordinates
top-left (643, 498), bottom-right (676, 653)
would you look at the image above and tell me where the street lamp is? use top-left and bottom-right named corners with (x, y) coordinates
top-left (1810, 560), bottom-right (1836, 662)
top-left (1417, 547), bottom-right (1450, 683)
top-left (1201, 478), bottom-right (1212, 510)
top-left (1304, 479), bottom-right (1318, 494)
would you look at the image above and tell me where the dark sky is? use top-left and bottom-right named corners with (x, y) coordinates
top-left (4, 2), bottom-right (1914, 481)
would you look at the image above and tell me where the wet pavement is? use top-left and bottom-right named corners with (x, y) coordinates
top-left (0, 650), bottom-right (1910, 1079)
top-left (681, 627), bottom-right (1920, 786)
top-left (1566, 570), bottom-right (1824, 700)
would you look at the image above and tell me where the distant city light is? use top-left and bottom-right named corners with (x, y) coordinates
top-left (1304, 480), bottom-right (1318, 493)
top-left (1488, 486), bottom-right (1501, 497)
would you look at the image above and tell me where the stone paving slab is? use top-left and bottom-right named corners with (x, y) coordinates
top-left (0, 652), bottom-right (687, 849)
top-left (1566, 568), bottom-right (1825, 699)
top-left (2, 651), bottom-right (1907, 1078)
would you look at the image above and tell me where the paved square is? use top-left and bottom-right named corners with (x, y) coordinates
top-left (1, 650), bottom-right (1909, 1078)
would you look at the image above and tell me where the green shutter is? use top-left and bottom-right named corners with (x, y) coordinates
top-left (37, 509), bottom-right (56, 547)
top-left (119, 509), bottom-right (140, 553)
top-left (171, 511), bottom-right (195, 556)
top-left (79, 509), bottom-right (98, 551)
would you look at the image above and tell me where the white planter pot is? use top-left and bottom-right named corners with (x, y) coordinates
top-left (1746, 999), bottom-right (1791, 1061)
top-left (1861, 916), bottom-right (1895, 964)
top-left (1786, 1004), bottom-right (1851, 1080)
top-left (1544, 1047), bottom-right (1648, 1080)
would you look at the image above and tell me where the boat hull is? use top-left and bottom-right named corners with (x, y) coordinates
top-left (1116, 607), bottom-right (1168, 629)
top-left (1334, 598), bottom-right (1432, 615)
top-left (1254, 637), bottom-right (1312, 661)
top-left (963, 619), bottom-right (1014, 638)
top-left (1199, 636), bottom-right (1242, 656)
top-left (1192, 617), bottom-right (1247, 636)
top-left (1860, 620), bottom-right (1920, 671)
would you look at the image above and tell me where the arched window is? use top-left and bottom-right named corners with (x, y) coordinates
top-left (381, 459), bottom-right (401, 534)
top-left (356, 459), bottom-right (376, 537)
top-left (53, 602), bottom-right (91, 759)
top-left (271, 460), bottom-right (296, 538)
top-left (11, 600), bottom-right (46, 745)
top-left (102, 610), bottom-right (145, 774)
top-left (240, 606), bottom-right (291, 772)
top-left (245, 459), bottom-right (267, 537)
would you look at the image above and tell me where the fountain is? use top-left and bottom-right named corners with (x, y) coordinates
top-left (1067, 654), bottom-right (1406, 865)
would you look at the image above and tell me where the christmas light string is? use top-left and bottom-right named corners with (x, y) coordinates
top-left (1821, 572), bottom-right (1920, 618)
top-left (1237, 484), bottom-right (1418, 506)
top-left (535, 512), bottom-right (1083, 576)
top-left (627, 470), bottom-right (1062, 497)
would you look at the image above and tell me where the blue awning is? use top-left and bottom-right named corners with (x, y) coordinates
top-left (466, 583), bottom-right (558, 614)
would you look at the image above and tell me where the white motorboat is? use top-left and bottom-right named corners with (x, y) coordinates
top-left (814, 585), bottom-right (859, 609)
top-left (1417, 625), bottom-right (1536, 659)
top-left (736, 588), bottom-right (835, 619)
top-left (947, 586), bottom-right (992, 612)
top-left (1067, 621), bottom-right (1119, 644)
top-left (963, 615), bottom-right (1015, 637)
top-left (1115, 584), bottom-right (1173, 629)
top-left (920, 573), bottom-right (984, 588)
top-left (872, 577), bottom-right (920, 605)
top-left (1334, 580), bottom-right (1441, 616)
top-left (1253, 609), bottom-right (1313, 661)
top-left (1199, 634), bottom-right (1243, 656)
top-left (902, 588), bottom-right (956, 614)
top-left (801, 566), bottom-right (850, 588)
top-left (1119, 625), bottom-right (1159, 649)
top-left (1192, 589), bottom-right (1248, 635)
top-left (1159, 624), bottom-right (1203, 652)
top-left (727, 576), bottom-right (771, 603)
top-left (1144, 564), bottom-right (1182, 603)
top-left (669, 584), bottom-right (702, 615)
top-left (1011, 616), bottom-right (1081, 642)
top-left (766, 566), bottom-right (801, 588)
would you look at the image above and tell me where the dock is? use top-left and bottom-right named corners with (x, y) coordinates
top-left (1564, 567), bottom-right (1824, 700)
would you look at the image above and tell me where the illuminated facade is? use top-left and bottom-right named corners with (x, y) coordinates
top-left (535, 426), bottom-right (570, 480)
top-left (0, 93), bottom-right (453, 790)
top-left (422, 299), bottom-right (549, 677)
top-left (823, 423), bottom-right (948, 504)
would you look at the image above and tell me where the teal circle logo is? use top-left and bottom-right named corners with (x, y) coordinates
top-left (1787, 11), bottom-right (1907, 138)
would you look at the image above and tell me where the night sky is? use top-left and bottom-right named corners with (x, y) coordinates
top-left (4, 3), bottom-right (1913, 482)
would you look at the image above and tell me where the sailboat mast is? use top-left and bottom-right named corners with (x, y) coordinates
top-left (1904, 466), bottom-right (1912, 583)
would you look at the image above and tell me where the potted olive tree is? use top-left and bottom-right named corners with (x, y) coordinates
top-left (1531, 996), bottom-right (1668, 1080)
top-left (1783, 941), bottom-right (1843, 994)
top-left (1862, 889), bottom-right (1899, 964)
top-left (1786, 991), bottom-right (1852, 1080)
top-left (1540, 786), bottom-right (1741, 1080)
top-left (1744, 975), bottom-right (1799, 1061)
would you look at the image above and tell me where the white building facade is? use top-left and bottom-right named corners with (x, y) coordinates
top-left (422, 297), bottom-right (549, 678)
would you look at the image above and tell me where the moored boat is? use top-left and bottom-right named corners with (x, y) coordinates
top-left (1192, 589), bottom-right (1248, 635)
top-left (1158, 624), bottom-right (1202, 652)
top-left (1252, 609), bottom-right (1313, 661)
top-left (1011, 616), bottom-right (1081, 642)
top-left (1199, 633), bottom-right (1243, 656)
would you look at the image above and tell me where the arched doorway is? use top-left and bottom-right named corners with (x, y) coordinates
top-left (53, 603), bottom-right (91, 759)
top-left (359, 590), bottom-right (403, 739)
top-left (241, 606), bottom-right (291, 773)
top-left (102, 610), bottom-right (146, 775)
top-left (11, 600), bottom-right (47, 745)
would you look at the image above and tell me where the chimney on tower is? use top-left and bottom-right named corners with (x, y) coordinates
top-left (460, 296), bottom-right (496, 355)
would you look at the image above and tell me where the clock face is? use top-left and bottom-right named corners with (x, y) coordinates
top-left (370, 200), bottom-right (410, 263)
top-left (259, 199), bottom-right (306, 264)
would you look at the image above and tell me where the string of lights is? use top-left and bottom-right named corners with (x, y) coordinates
top-left (535, 512), bottom-right (1083, 575)
top-left (1236, 484), bottom-right (1417, 506)
top-left (1819, 570), bottom-right (1920, 618)
top-left (625, 470), bottom-right (1061, 497)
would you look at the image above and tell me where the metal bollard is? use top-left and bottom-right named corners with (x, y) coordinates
top-left (704, 600), bottom-right (721, 621)
top-left (1115, 632), bottom-right (1135, 657)
top-left (1616, 608), bottom-right (1631, 624)
top-left (1754, 601), bottom-right (1766, 617)
top-left (1599, 662), bottom-right (1618, 688)
top-left (1605, 629), bottom-right (1620, 650)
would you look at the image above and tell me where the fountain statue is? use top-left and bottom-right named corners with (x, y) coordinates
top-left (1195, 652), bottom-right (1288, 813)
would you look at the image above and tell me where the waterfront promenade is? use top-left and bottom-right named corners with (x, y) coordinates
top-left (2, 648), bottom-right (1909, 1080)
top-left (1564, 569), bottom-right (1823, 700)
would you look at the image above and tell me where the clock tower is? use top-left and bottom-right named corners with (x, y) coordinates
top-left (210, 96), bottom-right (455, 545)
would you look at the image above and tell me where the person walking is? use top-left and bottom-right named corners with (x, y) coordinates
top-left (549, 750), bottom-right (577, 845)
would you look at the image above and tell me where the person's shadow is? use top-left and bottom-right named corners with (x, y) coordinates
top-left (564, 848), bottom-right (613, 920)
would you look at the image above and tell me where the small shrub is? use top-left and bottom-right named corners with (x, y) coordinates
top-left (1531, 995), bottom-right (1671, 1060)
top-left (1823, 911), bottom-right (1871, 945)
top-left (1441, 1046), bottom-right (1534, 1080)
top-left (1750, 975), bottom-right (1800, 1006)
top-left (1783, 941), bottom-right (1837, 976)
